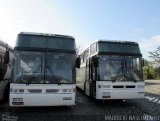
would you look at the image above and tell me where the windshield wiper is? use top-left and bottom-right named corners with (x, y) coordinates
top-left (26, 65), bottom-right (42, 85)
top-left (111, 75), bottom-right (125, 82)
top-left (26, 76), bottom-right (36, 85)
top-left (125, 74), bottom-right (137, 82)
top-left (45, 65), bottom-right (61, 85)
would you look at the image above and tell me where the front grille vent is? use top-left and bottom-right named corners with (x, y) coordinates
top-left (113, 85), bottom-right (135, 88)
top-left (113, 86), bottom-right (124, 88)
top-left (27, 89), bottom-right (42, 93)
top-left (46, 89), bottom-right (59, 93)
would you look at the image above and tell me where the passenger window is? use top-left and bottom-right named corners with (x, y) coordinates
top-left (79, 54), bottom-right (84, 63)
top-left (90, 43), bottom-right (97, 55)
top-left (84, 49), bottom-right (89, 62)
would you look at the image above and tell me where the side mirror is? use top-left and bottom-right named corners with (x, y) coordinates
top-left (92, 57), bottom-right (98, 67)
top-left (141, 58), bottom-right (144, 67)
top-left (4, 50), bottom-right (9, 64)
top-left (76, 57), bottom-right (81, 68)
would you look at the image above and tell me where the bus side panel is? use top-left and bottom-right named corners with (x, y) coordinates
top-left (76, 66), bottom-right (86, 91)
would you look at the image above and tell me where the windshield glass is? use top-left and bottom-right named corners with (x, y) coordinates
top-left (13, 51), bottom-right (75, 84)
top-left (45, 52), bottom-right (75, 84)
top-left (99, 55), bottom-right (123, 81)
top-left (98, 55), bottom-right (143, 82)
top-left (13, 51), bottom-right (44, 84)
top-left (125, 57), bottom-right (143, 81)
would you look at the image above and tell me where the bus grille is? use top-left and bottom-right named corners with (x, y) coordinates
top-left (27, 89), bottom-right (42, 93)
top-left (46, 89), bottom-right (60, 93)
top-left (113, 85), bottom-right (135, 88)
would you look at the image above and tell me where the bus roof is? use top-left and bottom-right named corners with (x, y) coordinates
top-left (79, 39), bottom-right (142, 57)
top-left (15, 32), bottom-right (76, 53)
top-left (19, 32), bottom-right (74, 39)
top-left (79, 40), bottom-right (139, 53)
top-left (96, 40), bottom-right (138, 45)
top-left (0, 39), bottom-right (13, 51)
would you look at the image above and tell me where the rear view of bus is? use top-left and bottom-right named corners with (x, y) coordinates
top-left (10, 32), bottom-right (77, 106)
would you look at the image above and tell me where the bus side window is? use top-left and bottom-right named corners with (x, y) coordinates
top-left (80, 53), bottom-right (84, 63)
top-left (4, 50), bottom-right (9, 64)
top-left (91, 59), bottom-right (95, 81)
top-left (91, 56), bottom-right (98, 81)
top-left (90, 43), bottom-right (97, 55)
top-left (86, 59), bottom-right (89, 81)
top-left (9, 53), bottom-right (13, 69)
top-left (84, 49), bottom-right (89, 63)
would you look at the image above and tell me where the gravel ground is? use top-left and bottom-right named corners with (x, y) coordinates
top-left (145, 80), bottom-right (160, 95)
top-left (0, 81), bottom-right (160, 121)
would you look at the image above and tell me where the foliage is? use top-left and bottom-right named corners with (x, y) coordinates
top-left (76, 45), bottom-right (81, 55)
top-left (143, 59), bottom-right (153, 79)
top-left (149, 46), bottom-right (160, 63)
top-left (143, 59), bottom-right (160, 80)
top-left (153, 67), bottom-right (160, 79)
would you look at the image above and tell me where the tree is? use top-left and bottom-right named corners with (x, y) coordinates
top-left (149, 46), bottom-right (160, 63)
top-left (76, 45), bottom-right (82, 55)
top-left (153, 67), bottom-right (160, 79)
top-left (143, 59), bottom-right (154, 79)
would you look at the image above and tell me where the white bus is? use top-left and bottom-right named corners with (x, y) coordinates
top-left (76, 40), bottom-right (144, 100)
top-left (0, 40), bottom-right (13, 101)
top-left (10, 32), bottom-right (80, 106)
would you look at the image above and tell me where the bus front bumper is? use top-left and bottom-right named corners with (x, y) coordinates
top-left (10, 93), bottom-right (75, 107)
top-left (96, 81), bottom-right (144, 99)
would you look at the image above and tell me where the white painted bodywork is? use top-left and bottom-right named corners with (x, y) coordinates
top-left (96, 81), bottom-right (144, 99)
top-left (10, 84), bottom-right (76, 106)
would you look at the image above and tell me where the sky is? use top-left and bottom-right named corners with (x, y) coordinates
top-left (0, 0), bottom-right (160, 60)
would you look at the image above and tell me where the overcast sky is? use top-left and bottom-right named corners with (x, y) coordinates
top-left (0, 0), bottom-right (160, 59)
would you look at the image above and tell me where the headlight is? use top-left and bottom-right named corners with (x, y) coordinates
top-left (10, 88), bottom-right (24, 93)
top-left (137, 85), bottom-right (144, 88)
top-left (62, 89), bottom-right (75, 92)
top-left (98, 85), bottom-right (101, 88)
top-left (103, 85), bottom-right (111, 88)
top-left (10, 88), bottom-right (18, 93)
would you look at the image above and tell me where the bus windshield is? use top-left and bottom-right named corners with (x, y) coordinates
top-left (125, 56), bottom-right (143, 82)
top-left (98, 55), bottom-right (143, 82)
top-left (45, 52), bottom-right (75, 84)
top-left (13, 51), bottom-right (75, 84)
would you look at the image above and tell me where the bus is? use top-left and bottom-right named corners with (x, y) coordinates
top-left (76, 40), bottom-right (144, 100)
top-left (0, 40), bottom-right (13, 101)
top-left (10, 32), bottom-right (80, 106)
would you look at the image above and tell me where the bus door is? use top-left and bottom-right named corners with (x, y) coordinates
top-left (90, 57), bottom-right (98, 98)
top-left (85, 59), bottom-right (90, 96)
